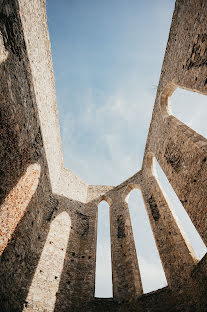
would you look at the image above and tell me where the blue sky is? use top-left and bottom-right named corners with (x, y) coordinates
top-left (47, 0), bottom-right (175, 185)
top-left (46, 0), bottom-right (207, 298)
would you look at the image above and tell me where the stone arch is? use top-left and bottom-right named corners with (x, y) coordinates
top-left (159, 81), bottom-right (176, 119)
top-left (170, 87), bottom-right (207, 138)
top-left (122, 183), bottom-right (140, 202)
top-left (160, 82), bottom-right (207, 122)
top-left (97, 195), bottom-right (113, 207)
top-left (144, 152), bottom-right (155, 177)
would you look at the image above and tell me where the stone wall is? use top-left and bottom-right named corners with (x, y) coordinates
top-left (0, 0), bottom-right (207, 311)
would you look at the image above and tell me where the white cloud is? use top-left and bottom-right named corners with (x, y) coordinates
top-left (61, 87), bottom-right (153, 185)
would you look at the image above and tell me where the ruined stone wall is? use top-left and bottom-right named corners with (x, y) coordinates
top-left (0, 1), bottom-right (52, 310)
top-left (17, 0), bottom-right (88, 202)
top-left (0, 0), bottom-right (207, 311)
top-left (0, 1), bottom-right (87, 311)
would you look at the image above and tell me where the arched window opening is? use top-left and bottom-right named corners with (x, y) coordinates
top-left (0, 163), bottom-right (41, 255)
top-left (127, 189), bottom-right (167, 293)
top-left (95, 200), bottom-right (112, 298)
top-left (171, 88), bottom-right (207, 138)
top-left (24, 211), bottom-right (71, 311)
top-left (153, 158), bottom-right (207, 260)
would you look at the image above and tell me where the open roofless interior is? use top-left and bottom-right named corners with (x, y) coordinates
top-left (0, 0), bottom-right (207, 311)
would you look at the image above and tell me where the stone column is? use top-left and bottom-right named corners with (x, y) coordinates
top-left (73, 204), bottom-right (97, 305)
top-left (110, 199), bottom-right (143, 301)
top-left (141, 174), bottom-right (198, 289)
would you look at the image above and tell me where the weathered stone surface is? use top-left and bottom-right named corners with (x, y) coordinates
top-left (0, 0), bottom-right (207, 311)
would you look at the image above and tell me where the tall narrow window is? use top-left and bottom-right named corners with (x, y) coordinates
top-left (24, 212), bottom-right (71, 311)
top-left (127, 189), bottom-right (167, 293)
top-left (171, 88), bottom-right (207, 138)
top-left (153, 158), bottom-right (207, 260)
top-left (95, 200), bottom-right (112, 298)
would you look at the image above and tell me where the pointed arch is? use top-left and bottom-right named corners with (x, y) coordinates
top-left (159, 81), bottom-right (176, 119)
top-left (160, 83), bottom-right (207, 140)
top-left (95, 200), bottom-right (112, 298)
top-left (98, 195), bottom-right (113, 206)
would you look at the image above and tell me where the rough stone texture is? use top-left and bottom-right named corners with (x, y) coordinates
top-left (0, 0), bottom-right (207, 311)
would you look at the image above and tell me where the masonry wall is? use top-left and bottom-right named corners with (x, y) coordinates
top-left (0, 1), bottom-right (52, 310)
top-left (0, 1), bottom-right (87, 311)
top-left (0, 0), bottom-right (207, 311)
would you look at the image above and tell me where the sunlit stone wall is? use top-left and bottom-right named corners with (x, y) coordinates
top-left (0, 0), bottom-right (207, 311)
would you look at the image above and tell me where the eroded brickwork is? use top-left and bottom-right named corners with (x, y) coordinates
top-left (0, 0), bottom-right (207, 311)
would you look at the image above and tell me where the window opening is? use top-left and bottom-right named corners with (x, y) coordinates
top-left (171, 88), bottom-right (207, 138)
top-left (153, 157), bottom-right (207, 260)
top-left (95, 200), bottom-right (113, 298)
top-left (127, 189), bottom-right (167, 293)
